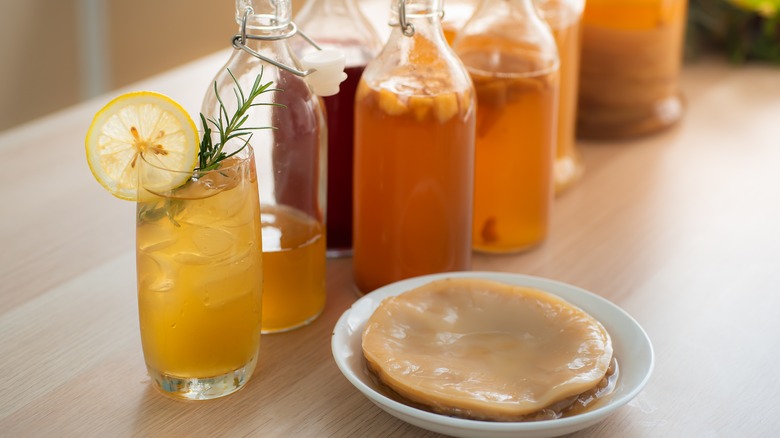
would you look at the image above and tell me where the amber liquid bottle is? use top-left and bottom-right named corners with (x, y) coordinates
top-left (202, 0), bottom-right (327, 333)
top-left (453, 0), bottom-right (559, 253)
top-left (441, 0), bottom-right (476, 45)
top-left (353, 0), bottom-right (476, 294)
top-left (536, 0), bottom-right (585, 194)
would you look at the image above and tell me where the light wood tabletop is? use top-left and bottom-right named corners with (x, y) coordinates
top-left (1, 51), bottom-right (779, 437)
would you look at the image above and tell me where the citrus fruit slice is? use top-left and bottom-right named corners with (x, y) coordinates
top-left (86, 91), bottom-right (199, 201)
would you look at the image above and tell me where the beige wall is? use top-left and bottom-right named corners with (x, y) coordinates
top-left (106, 1), bottom-right (235, 90)
top-left (0, 0), bottom-right (381, 133)
top-left (0, 0), bottom-right (236, 133)
top-left (0, 1), bottom-right (81, 132)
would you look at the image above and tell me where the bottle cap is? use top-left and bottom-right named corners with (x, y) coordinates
top-left (301, 50), bottom-right (348, 97)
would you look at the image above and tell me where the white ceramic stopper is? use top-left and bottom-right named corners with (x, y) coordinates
top-left (301, 49), bottom-right (348, 97)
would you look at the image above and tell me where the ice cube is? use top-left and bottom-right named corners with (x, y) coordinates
top-left (173, 251), bottom-right (212, 265)
top-left (200, 248), bottom-right (258, 308)
top-left (137, 223), bottom-right (178, 252)
top-left (137, 252), bottom-right (176, 292)
top-left (191, 226), bottom-right (235, 256)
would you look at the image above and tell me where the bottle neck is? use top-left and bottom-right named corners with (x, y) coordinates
top-left (317, 0), bottom-right (359, 16)
top-left (478, 0), bottom-right (543, 19)
top-left (236, 0), bottom-right (291, 31)
top-left (390, 0), bottom-right (444, 37)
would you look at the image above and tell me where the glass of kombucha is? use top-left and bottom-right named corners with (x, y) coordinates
top-left (577, 0), bottom-right (687, 139)
top-left (536, 0), bottom-right (585, 194)
top-left (136, 146), bottom-right (263, 400)
top-left (454, 0), bottom-right (560, 253)
top-left (353, 0), bottom-right (476, 294)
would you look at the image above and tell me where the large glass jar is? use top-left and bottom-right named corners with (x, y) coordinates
top-left (577, 0), bottom-right (687, 139)
top-left (353, 0), bottom-right (476, 294)
top-left (295, 0), bottom-right (382, 257)
top-left (202, 0), bottom-right (327, 333)
top-left (535, 0), bottom-right (585, 193)
top-left (453, 0), bottom-right (559, 253)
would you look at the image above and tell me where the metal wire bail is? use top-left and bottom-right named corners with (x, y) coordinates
top-left (398, 0), bottom-right (415, 37)
top-left (232, 9), bottom-right (322, 77)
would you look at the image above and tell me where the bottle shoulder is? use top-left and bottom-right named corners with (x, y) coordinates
top-left (453, 2), bottom-right (560, 76)
top-left (363, 28), bottom-right (474, 96)
top-left (294, 0), bottom-right (383, 55)
top-left (202, 51), bottom-right (324, 117)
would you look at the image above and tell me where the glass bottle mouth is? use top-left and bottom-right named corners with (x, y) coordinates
top-left (236, 0), bottom-right (292, 30)
top-left (390, 0), bottom-right (443, 18)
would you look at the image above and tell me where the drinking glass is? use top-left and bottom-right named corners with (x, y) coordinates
top-left (135, 145), bottom-right (263, 400)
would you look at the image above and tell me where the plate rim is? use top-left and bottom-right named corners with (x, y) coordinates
top-left (331, 271), bottom-right (655, 434)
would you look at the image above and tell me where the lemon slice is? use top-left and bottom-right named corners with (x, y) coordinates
top-left (86, 91), bottom-right (199, 201)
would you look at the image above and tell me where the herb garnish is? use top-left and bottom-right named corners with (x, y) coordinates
top-left (197, 68), bottom-right (279, 171)
top-left (138, 198), bottom-right (185, 226)
top-left (138, 68), bottom-right (278, 226)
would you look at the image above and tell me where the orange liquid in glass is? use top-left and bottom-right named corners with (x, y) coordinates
top-left (353, 80), bottom-right (475, 294)
top-left (136, 169), bottom-right (263, 378)
top-left (260, 204), bottom-right (326, 333)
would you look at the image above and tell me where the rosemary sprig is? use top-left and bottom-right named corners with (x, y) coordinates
top-left (197, 67), bottom-right (280, 171)
top-left (138, 198), bottom-right (185, 227)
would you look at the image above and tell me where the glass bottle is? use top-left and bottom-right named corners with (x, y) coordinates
top-left (294, 0), bottom-right (382, 257)
top-left (453, 0), bottom-right (559, 253)
top-left (353, 0), bottom-right (476, 294)
top-left (202, 0), bottom-right (327, 333)
top-left (576, 0), bottom-right (687, 139)
top-left (441, 0), bottom-right (477, 45)
top-left (535, 0), bottom-right (585, 194)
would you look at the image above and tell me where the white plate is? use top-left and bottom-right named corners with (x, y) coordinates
top-left (331, 272), bottom-right (654, 438)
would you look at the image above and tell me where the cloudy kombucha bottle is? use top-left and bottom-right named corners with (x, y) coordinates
top-left (454, 0), bottom-right (559, 253)
top-left (353, 0), bottom-right (476, 294)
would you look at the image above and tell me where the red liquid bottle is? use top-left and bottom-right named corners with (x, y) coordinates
top-left (295, 0), bottom-right (382, 257)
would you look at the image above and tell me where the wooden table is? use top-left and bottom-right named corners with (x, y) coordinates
top-left (1, 52), bottom-right (779, 437)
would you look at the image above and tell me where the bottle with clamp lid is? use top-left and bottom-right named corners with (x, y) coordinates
top-left (453, 0), bottom-right (560, 253)
top-left (294, 0), bottom-right (382, 257)
top-left (202, 0), bottom-right (346, 333)
top-left (440, 0), bottom-right (477, 45)
top-left (352, 0), bottom-right (476, 294)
